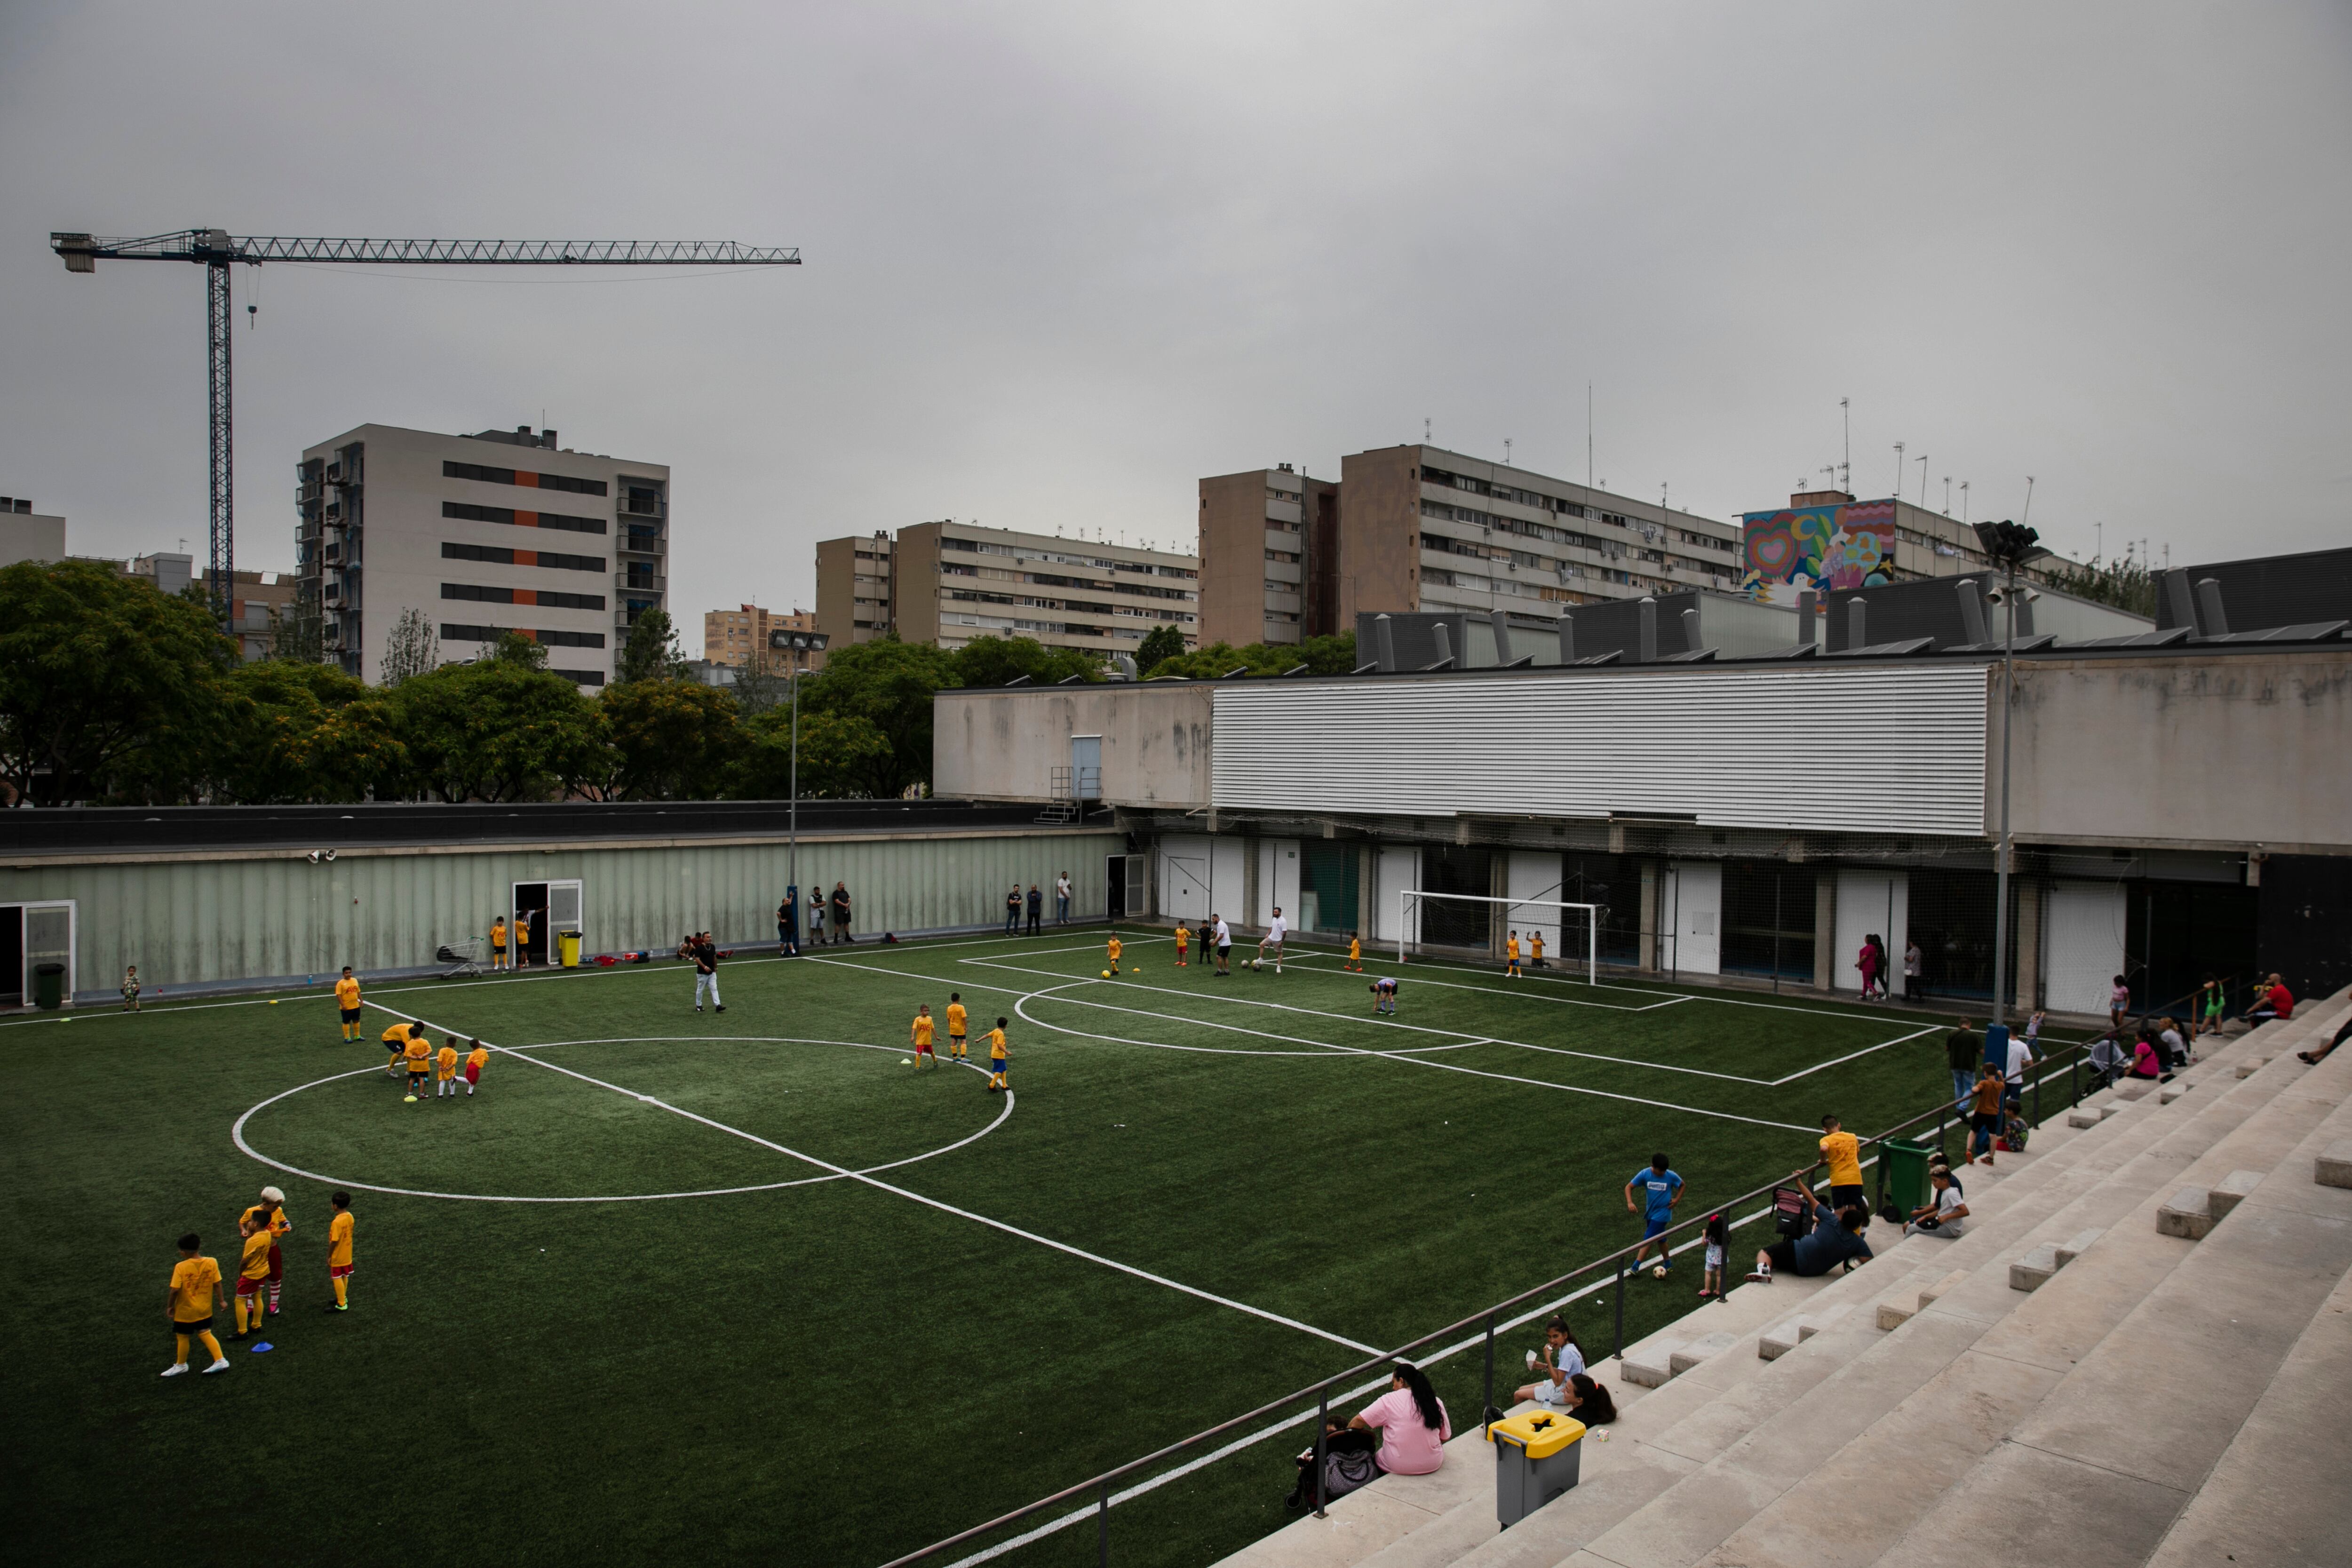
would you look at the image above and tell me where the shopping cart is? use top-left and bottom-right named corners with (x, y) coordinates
top-left (436, 938), bottom-right (485, 979)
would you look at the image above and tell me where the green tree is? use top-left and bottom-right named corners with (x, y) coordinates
top-left (1136, 623), bottom-right (1188, 671)
top-left (731, 706), bottom-right (894, 799)
top-left (947, 635), bottom-right (1104, 688)
top-left (597, 678), bottom-right (743, 800)
top-left (616, 609), bottom-right (689, 685)
top-left (0, 559), bottom-right (234, 804)
top-left (2043, 551), bottom-right (2158, 618)
top-left (210, 661), bottom-right (405, 803)
top-left (380, 606), bottom-right (437, 685)
top-left (1141, 630), bottom-right (1357, 681)
top-left (268, 594), bottom-right (326, 667)
top-left (391, 658), bottom-right (598, 803)
top-left (490, 629), bottom-right (549, 670)
top-left (796, 636), bottom-right (958, 797)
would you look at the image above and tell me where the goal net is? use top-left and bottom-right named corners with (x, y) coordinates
top-left (1394, 890), bottom-right (1602, 985)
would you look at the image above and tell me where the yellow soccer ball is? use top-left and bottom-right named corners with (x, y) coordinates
top-left (1100, 969), bottom-right (1112, 978)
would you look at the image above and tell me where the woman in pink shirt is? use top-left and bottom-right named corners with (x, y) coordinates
top-left (1350, 1361), bottom-right (1452, 1475)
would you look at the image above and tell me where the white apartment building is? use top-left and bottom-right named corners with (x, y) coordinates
top-left (295, 424), bottom-right (670, 688)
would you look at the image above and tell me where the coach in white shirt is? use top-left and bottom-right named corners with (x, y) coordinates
top-left (1258, 907), bottom-right (1288, 972)
top-left (1212, 915), bottom-right (1233, 976)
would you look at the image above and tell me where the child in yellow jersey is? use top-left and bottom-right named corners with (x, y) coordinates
top-left (489, 915), bottom-right (509, 971)
top-left (403, 1032), bottom-right (432, 1099)
top-left (1346, 932), bottom-right (1363, 972)
top-left (986, 1018), bottom-right (1010, 1092)
top-left (911, 1004), bottom-right (938, 1070)
top-left (326, 1191), bottom-right (356, 1310)
top-left (239, 1186), bottom-right (291, 1315)
top-left (1506, 931), bottom-right (1522, 979)
top-left (335, 966), bottom-right (362, 1040)
top-left (163, 1233), bottom-right (230, 1377)
top-left (464, 1039), bottom-right (488, 1095)
top-left (1106, 935), bottom-right (1123, 975)
top-left (435, 1040), bottom-right (461, 1099)
top-left (946, 995), bottom-right (969, 1059)
top-left (231, 1216), bottom-right (273, 1338)
top-left (1532, 931), bottom-right (1546, 970)
top-left (1174, 922), bottom-right (1190, 966)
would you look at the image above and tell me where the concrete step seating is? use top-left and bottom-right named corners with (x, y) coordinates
top-left (1213, 991), bottom-right (2352, 1568)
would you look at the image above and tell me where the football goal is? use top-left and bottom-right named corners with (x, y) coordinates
top-left (1394, 890), bottom-right (1603, 985)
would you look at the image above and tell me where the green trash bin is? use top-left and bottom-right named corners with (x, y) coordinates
top-left (1883, 1137), bottom-right (1932, 1219)
top-left (32, 962), bottom-right (66, 1011)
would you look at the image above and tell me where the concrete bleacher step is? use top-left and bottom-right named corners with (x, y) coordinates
top-left (1208, 1007), bottom-right (2308, 1568)
top-left (1530, 999), bottom-right (2350, 1568)
top-left (2007, 1226), bottom-right (2103, 1291)
top-left (2317, 1138), bottom-right (2352, 1188)
top-left (1871, 1014), bottom-right (2352, 1568)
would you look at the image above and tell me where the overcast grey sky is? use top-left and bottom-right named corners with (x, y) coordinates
top-left (4, 2), bottom-right (2346, 652)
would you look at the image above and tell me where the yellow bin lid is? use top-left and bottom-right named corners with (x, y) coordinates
top-left (1487, 1409), bottom-right (1586, 1458)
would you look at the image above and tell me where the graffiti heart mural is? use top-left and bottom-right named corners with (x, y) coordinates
top-left (1740, 500), bottom-right (1898, 605)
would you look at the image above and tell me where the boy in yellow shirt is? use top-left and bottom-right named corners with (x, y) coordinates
top-left (435, 1038), bottom-right (461, 1099)
top-left (1105, 934), bottom-right (1123, 975)
top-left (162, 1234), bottom-right (230, 1377)
top-left (1346, 932), bottom-right (1363, 972)
top-left (986, 1018), bottom-right (1010, 1092)
top-left (489, 915), bottom-right (509, 971)
top-left (464, 1039), bottom-right (489, 1096)
top-left (326, 1191), bottom-right (355, 1310)
top-left (910, 1004), bottom-right (938, 1070)
top-left (231, 1215), bottom-right (273, 1338)
top-left (1532, 931), bottom-right (1546, 970)
top-left (403, 1031), bottom-right (432, 1100)
top-left (1506, 931), bottom-right (1522, 979)
top-left (335, 966), bottom-right (362, 1041)
top-left (946, 995), bottom-right (969, 1059)
top-left (1174, 921), bottom-right (1190, 967)
top-left (239, 1185), bottom-right (291, 1316)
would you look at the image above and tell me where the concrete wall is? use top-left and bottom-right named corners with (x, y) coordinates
top-left (1, 512), bottom-right (66, 568)
top-left (1998, 649), bottom-right (2352, 854)
top-left (933, 683), bottom-right (1213, 807)
top-left (1199, 470), bottom-right (1276, 649)
top-left (1337, 446), bottom-right (1423, 624)
top-left (2, 825), bottom-right (1119, 1002)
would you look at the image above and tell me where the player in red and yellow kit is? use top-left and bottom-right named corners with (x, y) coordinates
top-left (232, 1216), bottom-right (273, 1337)
top-left (1346, 933), bottom-right (1363, 972)
top-left (326, 1191), bottom-right (356, 1310)
top-left (163, 1235), bottom-right (229, 1376)
top-left (1105, 935), bottom-right (1123, 975)
top-left (335, 967), bottom-right (363, 1041)
top-left (238, 1186), bottom-right (291, 1315)
top-left (946, 996), bottom-right (969, 1059)
top-left (986, 1019), bottom-right (1010, 1092)
top-left (1174, 922), bottom-right (1190, 967)
top-left (464, 1040), bottom-right (488, 1095)
top-left (911, 1005), bottom-right (938, 1071)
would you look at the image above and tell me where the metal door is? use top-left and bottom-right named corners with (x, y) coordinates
top-left (1070, 735), bottom-right (1102, 800)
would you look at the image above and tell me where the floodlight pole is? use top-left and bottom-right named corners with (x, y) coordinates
top-left (1991, 557), bottom-right (2016, 1032)
top-left (772, 629), bottom-right (830, 928)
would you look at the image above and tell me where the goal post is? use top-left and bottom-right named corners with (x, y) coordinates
top-left (1395, 890), bottom-right (1602, 985)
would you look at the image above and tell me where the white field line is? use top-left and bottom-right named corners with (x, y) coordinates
top-left (1014, 992), bottom-right (1815, 1134)
top-left (1274, 951), bottom-right (1667, 1012)
top-left (932, 1187), bottom-right (1801, 1568)
top-left (230, 1036), bottom-right (1013, 1202)
top-left (1766, 1024), bottom-right (1944, 1084)
top-left (362, 1002), bottom-right (1379, 1356)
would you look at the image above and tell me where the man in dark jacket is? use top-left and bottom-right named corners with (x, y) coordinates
top-left (1025, 884), bottom-right (1043, 936)
top-left (830, 882), bottom-right (853, 944)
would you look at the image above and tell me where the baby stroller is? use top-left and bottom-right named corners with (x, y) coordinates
top-left (437, 937), bottom-right (485, 979)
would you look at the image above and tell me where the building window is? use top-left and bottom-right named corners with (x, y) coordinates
top-left (441, 583), bottom-right (607, 610)
top-left (440, 541), bottom-right (608, 573)
top-left (441, 501), bottom-right (606, 535)
top-left (442, 460), bottom-right (609, 496)
top-left (551, 668), bottom-right (608, 686)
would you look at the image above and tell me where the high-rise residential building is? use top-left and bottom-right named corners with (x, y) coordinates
top-left (814, 520), bottom-right (1200, 658)
top-left (294, 424), bottom-right (670, 689)
top-left (814, 532), bottom-right (897, 653)
top-left (1197, 464), bottom-right (1341, 647)
top-left (703, 603), bottom-right (816, 667)
top-left (0, 494), bottom-right (66, 570)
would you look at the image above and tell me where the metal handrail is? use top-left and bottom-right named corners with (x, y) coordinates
top-left (879, 982), bottom-right (2241, 1568)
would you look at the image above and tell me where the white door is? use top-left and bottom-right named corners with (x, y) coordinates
top-left (2045, 880), bottom-right (2127, 1015)
top-left (1508, 851), bottom-right (1565, 961)
top-left (1157, 834), bottom-right (1213, 923)
top-left (1373, 845), bottom-right (1419, 944)
top-left (1665, 861), bottom-right (1724, 977)
top-left (1257, 839), bottom-right (1301, 928)
top-left (1832, 870), bottom-right (1909, 994)
top-left (548, 880), bottom-right (584, 945)
top-left (1208, 837), bottom-right (1248, 928)
top-left (22, 901), bottom-right (74, 1002)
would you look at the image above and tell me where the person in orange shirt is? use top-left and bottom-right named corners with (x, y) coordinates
top-left (1105, 934), bottom-right (1123, 976)
top-left (489, 915), bottom-right (509, 972)
top-left (986, 1018), bottom-right (1010, 1092)
top-left (1506, 931), bottom-right (1523, 979)
top-left (910, 1004), bottom-right (938, 1071)
top-left (335, 967), bottom-right (363, 1041)
top-left (403, 1030), bottom-right (432, 1100)
top-left (231, 1215), bottom-right (273, 1338)
top-left (238, 1186), bottom-right (292, 1317)
top-left (514, 911), bottom-right (532, 969)
top-left (463, 1039), bottom-right (489, 1096)
top-left (325, 1192), bottom-right (356, 1311)
top-left (163, 1234), bottom-right (230, 1377)
top-left (1174, 921), bottom-right (1191, 968)
top-left (435, 1038), bottom-right (461, 1099)
top-left (1346, 932), bottom-right (1363, 972)
top-left (383, 1019), bottom-right (418, 1078)
top-left (945, 995), bottom-right (969, 1060)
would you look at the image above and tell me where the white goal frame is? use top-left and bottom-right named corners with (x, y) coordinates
top-left (1395, 890), bottom-right (1602, 985)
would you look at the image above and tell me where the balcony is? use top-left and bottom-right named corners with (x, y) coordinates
top-left (620, 488), bottom-right (667, 519)
top-left (618, 529), bottom-right (666, 557)
top-left (619, 568), bottom-right (666, 594)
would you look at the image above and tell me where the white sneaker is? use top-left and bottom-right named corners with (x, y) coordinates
top-left (161, 1362), bottom-right (190, 1377)
top-left (202, 1359), bottom-right (230, 1374)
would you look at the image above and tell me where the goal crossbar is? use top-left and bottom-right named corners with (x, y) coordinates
top-left (1395, 890), bottom-right (1601, 984)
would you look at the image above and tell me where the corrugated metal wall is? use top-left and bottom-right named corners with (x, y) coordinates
top-left (2, 829), bottom-right (1121, 998)
top-left (1210, 665), bottom-right (1989, 836)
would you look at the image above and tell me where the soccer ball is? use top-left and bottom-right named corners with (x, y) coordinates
top-left (1249, 958), bottom-right (1261, 971)
top-left (1101, 969), bottom-right (1112, 978)
top-left (1652, 1265), bottom-right (1668, 1281)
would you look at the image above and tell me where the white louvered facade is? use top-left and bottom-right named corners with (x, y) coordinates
top-left (1210, 665), bottom-right (1991, 837)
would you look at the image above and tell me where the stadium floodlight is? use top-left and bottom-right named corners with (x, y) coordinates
top-left (1393, 889), bottom-right (1602, 986)
top-left (1972, 520), bottom-right (2045, 1056)
top-left (764, 629), bottom-right (831, 913)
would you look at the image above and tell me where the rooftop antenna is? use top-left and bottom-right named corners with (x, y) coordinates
top-left (1893, 441), bottom-right (1905, 497)
top-left (1587, 383), bottom-right (1594, 489)
top-left (1942, 476), bottom-right (1951, 515)
top-left (2093, 520), bottom-right (2102, 561)
top-left (1916, 454), bottom-right (1929, 506)
top-left (1839, 397), bottom-right (1851, 492)
top-left (2022, 475), bottom-right (2036, 528)
top-left (1960, 480), bottom-right (1971, 523)
top-left (1503, 438), bottom-right (1512, 467)
top-left (1424, 416), bottom-right (1431, 445)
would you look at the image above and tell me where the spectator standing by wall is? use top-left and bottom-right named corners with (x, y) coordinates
top-left (2110, 974), bottom-right (2131, 1028)
top-left (1055, 871), bottom-right (1072, 925)
top-left (778, 888), bottom-right (799, 957)
top-left (831, 882), bottom-right (853, 944)
top-left (808, 892), bottom-right (826, 946)
top-left (1025, 883), bottom-right (1043, 936)
top-left (1856, 937), bottom-right (1882, 1001)
top-left (1004, 885), bottom-right (1022, 936)
top-left (1902, 939), bottom-right (1924, 1003)
top-left (1945, 1018), bottom-right (1980, 1111)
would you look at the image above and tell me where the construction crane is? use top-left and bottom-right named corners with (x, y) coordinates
top-left (49, 230), bottom-right (800, 626)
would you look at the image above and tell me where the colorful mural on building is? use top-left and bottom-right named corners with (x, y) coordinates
top-left (1740, 499), bottom-right (1898, 605)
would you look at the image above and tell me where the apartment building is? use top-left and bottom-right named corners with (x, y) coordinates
top-left (1, 495), bottom-right (66, 570)
top-left (703, 603), bottom-right (817, 667)
top-left (1197, 464), bottom-right (1341, 647)
top-left (294, 424), bottom-right (670, 688)
top-left (814, 520), bottom-right (1200, 659)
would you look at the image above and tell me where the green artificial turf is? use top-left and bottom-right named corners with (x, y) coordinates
top-left (0, 928), bottom-right (2081, 1568)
